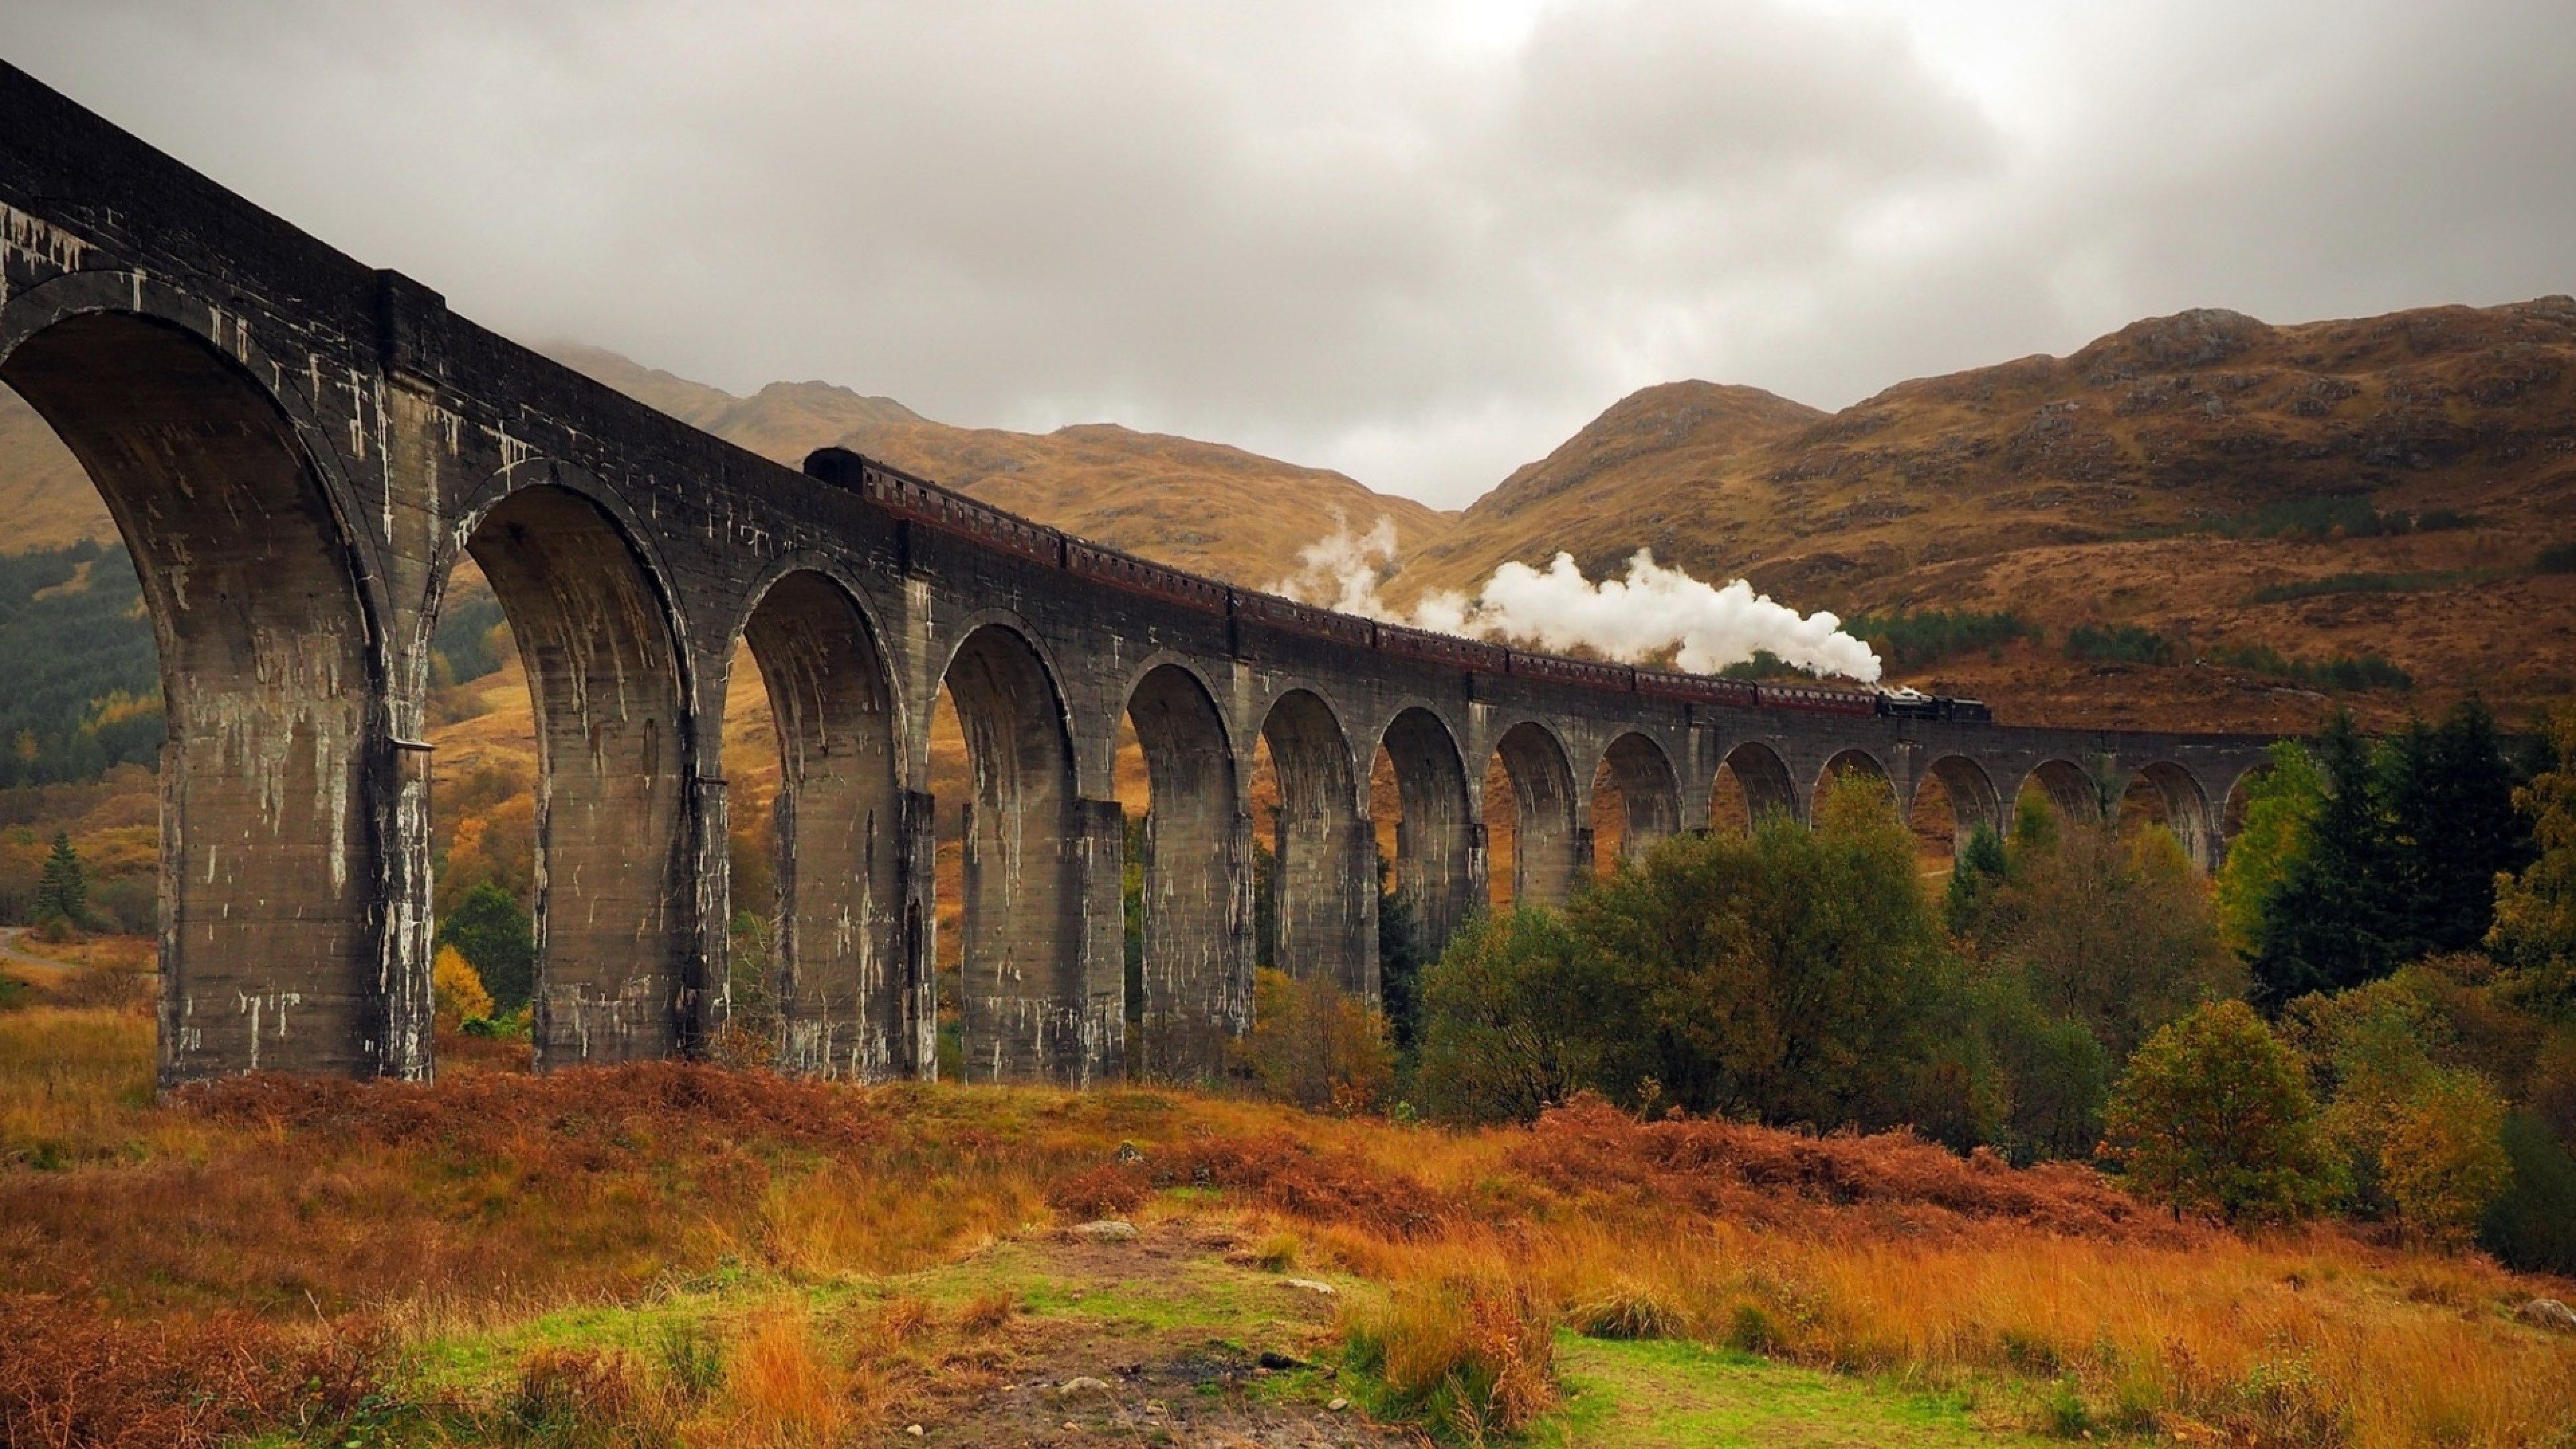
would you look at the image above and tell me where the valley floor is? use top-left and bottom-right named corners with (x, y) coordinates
top-left (1, 967), bottom-right (2572, 1446)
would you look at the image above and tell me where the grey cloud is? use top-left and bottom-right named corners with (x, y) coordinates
top-left (2, 0), bottom-right (2568, 507)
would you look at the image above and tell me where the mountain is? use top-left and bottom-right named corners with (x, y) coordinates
top-left (1397, 299), bottom-right (2576, 732)
top-left (1400, 380), bottom-right (1825, 592)
top-left (545, 346), bottom-right (1454, 586)
top-left (7, 302), bottom-right (2576, 739)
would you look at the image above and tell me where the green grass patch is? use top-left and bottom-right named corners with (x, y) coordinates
top-left (1534, 1336), bottom-right (2059, 1448)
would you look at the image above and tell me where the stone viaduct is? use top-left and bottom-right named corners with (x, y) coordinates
top-left (0, 62), bottom-right (2275, 1087)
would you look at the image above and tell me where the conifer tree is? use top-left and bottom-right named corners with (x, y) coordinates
top-left (2253, 711), bottom-right (2400, 1006)
top-left (1944, 822), bottom-right (2008, 939)
top-left (2386, 698), bottom-right (2531, 959)
top-left (32, 830), bottom-right (85, 927)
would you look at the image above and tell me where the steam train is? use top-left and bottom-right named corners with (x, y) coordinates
top-left (806, 447), bottom-right (1993, 726)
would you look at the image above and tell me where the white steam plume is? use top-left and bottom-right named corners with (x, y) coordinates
top-left (1270, 518), bottom-right (1882, 682)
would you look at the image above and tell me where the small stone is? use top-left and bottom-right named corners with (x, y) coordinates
top-left (905, 1426), bottom-right (924, 1438)
top-left (1057, 1375), bottom-right (1113, 1396)
top-left (1115, 1140), bottom-right (1146, 1163)
top-left (1328, 1397), bottom-right (1350, 1411)
top-left (1281, 1277), bottom-right (1337, 1295)
top-left (1075, 1219), bottom-right (1139, 1242)
top-left (2519, 1297), bottom-right (2576, 1333)
top-left (1063, 1422), bottom-right (1081, 1433)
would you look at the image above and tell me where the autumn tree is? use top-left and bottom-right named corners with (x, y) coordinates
top-left (1234, 967), bottom-right (1394, 1114)
top-left (2213, 741), bottom-right (2325, 957)
top-left (2291, 969), bottom-right (2513, 1244)
top-left (1968, 808), bottom-right (2239, 1061)
top-left (2102, 1000), bottom-right (2340, 1222)
top-left (1410, 774), bottom-right (1946, 1129)
top-left (431, 945), bottom-right (494, 1030)
top-left (2379, 1072), bottom-right (2511, 1246)
top-left (1564, 772), bottom-right (1945, 1126)
top-left (439, 881), bottom-right (535, 1013)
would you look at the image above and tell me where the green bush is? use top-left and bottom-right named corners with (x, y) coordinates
top-left (1842, 608), bottom-right (2037, 669)
top-left (1413, 775), bottom-right (1947, 1129)
top-left (2101, 1001), bottom-right (2341, 1222)
top-left (1413, 909), bottom-right (1612, 1126)
top-left (2065, 624), bottom-right (2176, 665)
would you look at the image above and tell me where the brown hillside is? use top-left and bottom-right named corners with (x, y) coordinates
top-left (1402, 379), bottom-right (1824, 586)
top-left (547, 345), bottom-right (1454, 587)
top-left (1398, 299), bottom-right (2576, 733)
top-left (0, 387), bottom-right (110, 550)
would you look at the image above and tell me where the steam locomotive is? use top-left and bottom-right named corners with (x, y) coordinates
top-left (806, 447), bottom-right (1993, 726)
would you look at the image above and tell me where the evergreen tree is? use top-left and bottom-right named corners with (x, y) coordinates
top-left (439, 881), bottom-right (535, 1012)
top-left (1943, 822), bottom-right (2008, 939)
top-left (2385, 698), bottom-right (2532, 959)
top-left (2253, 712), bottom-right (2401, 1006)
top-left (33, 830), bottom-right (86, 926)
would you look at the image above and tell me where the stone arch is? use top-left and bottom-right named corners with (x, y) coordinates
top-left (1592, 732), bottom-right (1682, 867)
top-left (1258, 688), bottom-right (1372, 998)
top-left (2017, 757), bottom-right (2104, 826)
top-left (2127, 760), bottom-right (2218, 871)
top-left (1379, 706), bottom-right (1477, 966)
top-left (937, 623), bottom-right (1089, 1084)
top-left (458, 477), bottom-right (698, 1069)
top-left (2220, 759), bottom-right (2274, 840)
top-left (737, 568), bottom-right (907, 1080)
top-left (1816, 747), bottom-right (1896, 811)
top-left (1, 305), bottom-right (390, 1085)
top-left (1125, 662), bottom-right (1246, 1079)
top-left (1715, 739), bottom-right (1801, 827)
top-left (1489, 720), bottom-right (1582, 910)
top-left (1917, 755), bottom-right (2004, 859)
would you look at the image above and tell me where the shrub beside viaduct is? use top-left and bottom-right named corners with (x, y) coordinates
top-left (0, 61), bottom-right (2272, 1087)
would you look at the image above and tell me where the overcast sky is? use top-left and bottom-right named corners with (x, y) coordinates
top-left (7, 1), bottom-right (2573, 508)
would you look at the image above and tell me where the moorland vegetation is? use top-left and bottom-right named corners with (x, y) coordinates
top-left (10, 701), bottom-right (2576, 1445)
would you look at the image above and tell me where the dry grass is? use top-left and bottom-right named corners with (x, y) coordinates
top-left (3, 1011), bottom-right (2573, 1446)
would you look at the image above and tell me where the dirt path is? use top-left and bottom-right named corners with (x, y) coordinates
top-left (0, 926), bottom-right (76, 983)
top-left (872, 1221), bottom-right (1411, 1448)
